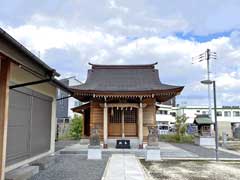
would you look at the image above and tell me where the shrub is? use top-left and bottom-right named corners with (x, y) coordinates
top-left (159, 134), bottom-right (194, 144)
top-left (69, 114), bottom-right (83, 140)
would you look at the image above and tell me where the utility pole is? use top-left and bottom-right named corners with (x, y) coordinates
top-left (206, 49), bottom-right (212, 119)
top-left (192, 49), bottom-right (216, 120)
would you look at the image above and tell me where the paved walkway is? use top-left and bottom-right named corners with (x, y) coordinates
top-left (159, 142), bottom-right (198, 158)
top-left (171, 143), bottom-right (240, 159)
top-left (103, 154), bottom-right (147, 180)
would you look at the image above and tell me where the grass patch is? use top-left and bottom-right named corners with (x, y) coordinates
top-left (159, 134), bottom-right (194, 144)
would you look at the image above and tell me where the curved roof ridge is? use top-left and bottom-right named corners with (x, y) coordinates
top-left (88, 62), bottom-right (158, 69)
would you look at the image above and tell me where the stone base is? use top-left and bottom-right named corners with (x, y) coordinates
top-left (139, 144), bottom-right (143, 149)
top-left (88, 145), bottom-right (102, 160)
top-left (145, 146), bottom-right (161, 161)
top-left (194, 136), bottom-right (216, 147)
top-left (103, 144), bottom-right (108, 149)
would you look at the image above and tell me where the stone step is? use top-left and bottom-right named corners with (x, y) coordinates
top-left (5, 165), bottom-right (39, 180)
top-left (59, 150), bottom-right (146, 157)
top-left (79, 138), bottom-right (89, 144)
top-left (30, 155), bottom-right (58, 170)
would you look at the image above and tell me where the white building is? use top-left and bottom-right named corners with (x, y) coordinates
top-left (56, 76), bottom-right (82, 123)
top-left (156, 104), bottom-right (240, 137)
top-left (156, 104), bottom-right (178, 134)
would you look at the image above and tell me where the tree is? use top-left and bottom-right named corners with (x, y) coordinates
top-left (175, 114), bottom-right (188, 138)
top-left (69, 114), bottom-right (83, 140)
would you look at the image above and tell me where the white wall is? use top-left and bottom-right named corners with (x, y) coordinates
top-left (156, 105), bottom-right (177, 125)
top-left (156, 105), bottom-right (240, 124)
top-left (179, 106), bottom-right (240, 124)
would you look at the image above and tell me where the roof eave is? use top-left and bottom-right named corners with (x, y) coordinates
top-left (70, 86), bottom-right (184, 95)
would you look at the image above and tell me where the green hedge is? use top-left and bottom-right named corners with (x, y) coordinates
top-left (159, 134), bottom-right (194, 144)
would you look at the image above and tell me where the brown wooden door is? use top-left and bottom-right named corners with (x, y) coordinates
top-left (108, 109), bottom-right (121, 136)
top-left (108, 108), bottom-right (137, 137)
top-left (124, 109), bottom-right (137, 137)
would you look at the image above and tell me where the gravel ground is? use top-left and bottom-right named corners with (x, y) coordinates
top-left (55, 140), bottom-right (80, 152)
top-left (30, 154), bottom-right (108, 180)
top-left (170, 143), bottom-right (240, 158)
top-left (141, 160), bottom-right (240, 180)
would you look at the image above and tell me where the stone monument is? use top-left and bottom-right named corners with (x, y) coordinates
top-left (145, 126), bottom-right (161, 161)
top-left (88, 128), bottom-right (102, 160)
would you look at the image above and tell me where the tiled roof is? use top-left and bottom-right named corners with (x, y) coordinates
top-left (71, 63), bottom-right (183, 93)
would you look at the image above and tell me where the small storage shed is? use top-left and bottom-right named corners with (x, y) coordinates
top-left (0, 27), bottom-right (70, 179)
top-left (194, 114), bottom-right (213, 136)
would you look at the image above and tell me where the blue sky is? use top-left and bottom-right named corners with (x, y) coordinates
top-left (1, 0), bottom-right (240, 106)
top-left (175, 31), bottom-right (234, 42)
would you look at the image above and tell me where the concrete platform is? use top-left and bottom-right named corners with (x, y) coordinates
top-left (194, 136), bottom-right (216, 147)
top-left (59, 142), bottom-right (198, 159)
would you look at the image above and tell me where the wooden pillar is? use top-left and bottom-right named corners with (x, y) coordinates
top-left (103, 102), bottom-right (108, 148)
top-left (121, 109), bottom-right (125, 139)
top-left (138, 102), bottom-right (143, 149)
top-left (82, 111), bottom-right (85, 137)
top-left (0, 59), bottom-right (11, 180)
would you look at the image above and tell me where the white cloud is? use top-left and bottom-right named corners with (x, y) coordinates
top-left (5, 24), bottom-right (125, 54)
top-left (2, 1), bottom-right (240, 105)
top-left (215, 73), bottom-right (240, 90)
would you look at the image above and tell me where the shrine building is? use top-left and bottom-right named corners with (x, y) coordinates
top-left (71, 63), bottom-right (184, 148)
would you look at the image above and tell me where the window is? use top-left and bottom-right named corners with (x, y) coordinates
top-left (196, 110), bottom-right (200, 113)
top-left (216, 111), bottom-right (222, 117)
top-left (202, 111), bottom-right (207, 115)
top-left (163, 110), bottom-right (168, 115)
top-left (233, 111), bottom-right (240, 117)
top-left (158, 110), bottom-right (168, 114)
top-left (124, 109), bottom-right (137, 123)
top-left (224, 111), bottom-right (231, 117)
top-left (64, 118), bottom-right (69, 123)
top-left (170, 112), bottom-right (176, 117)
top-left (159, 126), bottom-right (169, 130)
